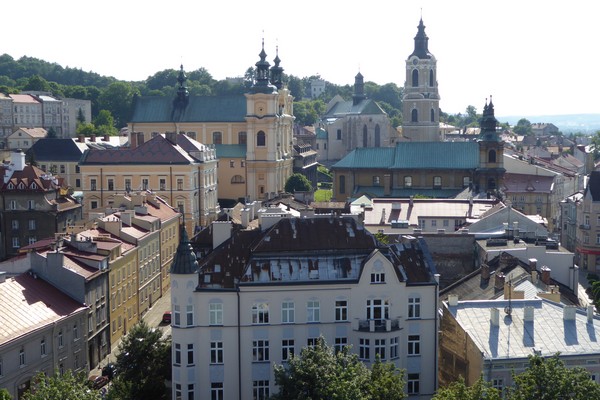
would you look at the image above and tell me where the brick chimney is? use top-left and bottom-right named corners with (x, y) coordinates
top-left (540, 266), bottom-right (551, 285)
top-left (494, 272), bottom-right (505, 290)
top-left (130, 132), bottom-right (138, 149)
top-left (481, 264), bottom-right (490, 280)
top-left (90, 134), bottom-right (96, 142)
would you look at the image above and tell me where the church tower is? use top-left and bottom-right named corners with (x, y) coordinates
top-left (245, 41), bottom-right (294, 200)
top-left (476, 96), bottom-right (505, 194)
top-left (402, 18), bottom-right (440, 142)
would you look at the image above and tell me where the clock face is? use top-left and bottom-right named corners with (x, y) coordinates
top-left (412, 58), bottom-right (418, 65)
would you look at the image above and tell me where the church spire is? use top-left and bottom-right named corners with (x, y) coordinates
top-left (352, 71), bottom-right (366, 105)
top-left (410, 18), bottom-right (432, 59)
top-left (270, 45), bottom-right (284, 90)
top-left (170, 224), bottom-right (199, 275)
top-left (479, 95), bottom-right (499, 141)
top-left (250, 39), bottom-right (276, 94)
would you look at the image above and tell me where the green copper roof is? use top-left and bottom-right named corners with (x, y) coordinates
top-left (316, 127), bottom-right (328, 139)
top-left (323, 98), bottom-right (385, 118)
top-left (214, 144), bottom-right (247, 158)
top-left (332, 141), bottom-right (479, 170)
top-left (130, 95), bottom-right (247, 123)
top-left (354, 186), bottom-right (463, 199)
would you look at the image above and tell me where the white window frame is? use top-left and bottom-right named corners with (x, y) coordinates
top-left (252, 340), bottom-right (269, 362)
top-left (252, 303), bottom-right (269, 324)
top-left (334, 337), bottom-right (347, 353)
top-left (335, 300), bottom-right (348, 322)
top-left (174, 343), bottom-right (181, 365)
top-left (374, 338), bottom-right (386, 360)
top-left (408, 335), bottom-right (420, 355)
top-left (359, 338), bottom-right (370, 361)
top-left (209, 303), bottom-right (223, 325)
top-left (407, 373), bottom-right (420, 394)
top-left (187, 343), bottom-right (194, 366)
top-left (186, 305), bottom-right (194, 326)
top-left (210, 382), bottom-right (224, 400)
top-left (252, 380), bottom-right (269, 400)
top-left (174, 305), bottom-right (181, 326)
top-left (281, 339), bottom-right (294, 361)
top-left (390, 337), bottom-right (399, 359)
top-left (307, 300), bottom-right (320, 323)
top-left (281, 301), bottom-right (295, 324)
top-left (210, 341), bottom-right (223, 364)
top-left (408, 297), bottom-right (421, 319)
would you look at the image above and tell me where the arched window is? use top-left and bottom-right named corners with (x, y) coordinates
top-left (433, 176), bottom-right (442, 188)
top-left (231, 175), bottom-right (245, 184)
top-left (488, 149), bottom-right (497, 163)
top-left (429, 69), bottom-right (434, 87)
top-left (404, 176), bottom-right (412, 187)
top-left (412, 69), bottom-right (419, 87)
top-left (238, 131), bottom-right (247, 145)
top-left (374, 125), bottom-right (381, 147)
top-left (430, 109), bottom-right (435, 122)
top-left (339, 175), bottom-right (346, 194)
top-left (362, 125), bottom-right (368, 147)
top-left (488, 178), bottom-right (496, 190)
top-left (411, 109), bottom-right (418, 123)
top-left (256, 131), bottom-right (266, 146)
top-left (212, 131), bottom-right (222, 144)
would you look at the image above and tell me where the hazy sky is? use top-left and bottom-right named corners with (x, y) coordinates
top-left (4, 1), bottom-right (599, 117)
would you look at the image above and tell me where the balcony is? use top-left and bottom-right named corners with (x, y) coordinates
top-left (354, 318), bottom-right (401, 332)
top-left (580, 224), bottom-right (591, 230)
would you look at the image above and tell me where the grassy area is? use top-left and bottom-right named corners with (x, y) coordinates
top-left (314, 189), bottom-right (332, 202)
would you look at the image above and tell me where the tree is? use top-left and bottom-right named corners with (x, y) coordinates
top-left (509, 354), bottom-right (600, 399)
top-left (108, 321), bottom-right (171, 400)
top-left (0, 389), bottom-right (12, 400)
top-left (77, 107), bottom-right (86, 124)
top-left (22, 370), bottom-right (100, 400)
top-left (97, 82), bottom-right (139, 128)
top-left (433, 376), bottom-right (501, 400)
top-left (272, 338), bottom-right (405, 400)
top-left (22, 74), bottom-right (51, 92)
top-left (76, 122), bottom-right (96, 136)
top-left (93, 109), bottom-right (118, 135)
top-left (513, 118), bottom-right (532, 136)
top-left (590, 130), bottom-right (600, 159)
top-left (285, 173), bottom-right (313, 193)
top-left (47, 127), bottom-right (57, 138)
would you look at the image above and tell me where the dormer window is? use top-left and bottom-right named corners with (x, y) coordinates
top-left (7, 183), bottom-right (14, 189)
top-left (17, 182), bottom-right (25, 189)
top-left (30, 182), bottom-right (37, 189)
top-left (370, 261), bottom-right (385, 284)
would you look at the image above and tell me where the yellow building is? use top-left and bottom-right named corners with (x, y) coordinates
top-left (79, 133), bottom-right (218, 236)
top-left (128, 45), bottom-right (294, 203)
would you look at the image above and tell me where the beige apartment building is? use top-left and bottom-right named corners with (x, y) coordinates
top-left (576, 171), bottom-right (600, 271)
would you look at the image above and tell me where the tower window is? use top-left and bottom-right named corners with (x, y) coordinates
top-left (362, 125), bottom-right (368, 147)
top-left (336, 129), bottom-right (342, 140)
top-left (429, 69), bottom-right (434, 87)
top-left (488, 149), bottom-right (497, 163)
top-left (412, 69), bottom-right (419, 87)
top-left (257, 131), bottom-right (266, 147)
top-left (339, 175), bottom-right (346, 194)
top-left (430, 109), bottom-right (435, 122)
top-left (433, 176), bottom-right (442, 188)
top-left (375, 125), bottom-right (381, 147)
top-left (411, 109), bottom-right (418, 123)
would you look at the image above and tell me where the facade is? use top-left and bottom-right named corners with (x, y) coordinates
top-left (37, 95), bottom-right (64, 137)
top-left (530, 122), bottom-right (559, 136)
top-left (7, 127), bottom-right (47, 150)
top-left (331, 99), bottom-right (504, 201)
top-left (171, 216), bottom-right (439, 400)
top-left (560, 191), bottom-right (583, 252)
top-left (401, 19), bottom-right (440, 142)
top-left (9, 94), bottom-right (42, 130)
top-left (0, 272), bottom-right (88, 400)
top-left (0, 150), bottom-right (83, 260)
top-left (439, 297), bottom-right (600, 390)
top-left (317, 74), bottom-right (396, 162)
top-left (0, 93), bottom-right (12, 140)
top-left (62, 97), bottom-right (92, 137)
top-left (214, 144), bottom-right (247, 203)
top-left (128, 45), bottom-right (295, 203)
top-left (575, 171), bottom-right (600, 272)
top-left (79, 132), bottom-right (218, 236)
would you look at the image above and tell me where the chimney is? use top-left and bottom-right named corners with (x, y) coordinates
top-left (588, 305), bottom-right (595, 323)
top-left (212, 221), bottom-right (232, 249)
top-left (481, 264), bottom-right (490, 280)
top-left (166, 132), bottom-right (178, 145)
top-left (490, 308), bottom-right (500, 326)
top-left (130, 132), bottom-right (138, 149)
top-left (137, 132), bottom-right (145, 145)
top-left (528, 258), bottom-right (538, 272)
top-left (120, 210), bottom-right (134, 226)
top-left (494, 272), bottom-right (505, 290)
top-left (383, 174), bottom-right (391, 196)
top-left (11, 149), bottom-right (26, 172)
top-left (540, 266), bottom-right (551, 285)
top-left (103, 134), bottom-right (109, 141)
top-left (78, 135), bottom-right (85, 143)
top-left (90, 134), bottom-right (96, 142)
top-left (448, 295), bottom-right (458, 306)
top-left (531, 270), bottom-right (539, 284)
top-left (563, 306), bottom-right (576, 321)
top-left (241, 208), bottom-right (250, 228)
top-left (523, 306), bottom-right (534, 322)
top-left (409, 195), bottom-right (414, 207)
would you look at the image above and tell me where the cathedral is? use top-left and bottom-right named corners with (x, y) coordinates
top-left (330, 18), bottom-right (505, 201)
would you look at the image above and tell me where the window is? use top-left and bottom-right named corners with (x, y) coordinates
top-left (390, 337), bottom-right (399, 359)
top-left (212, 131), bottom-right (222, 144)
top-left (186, 132), bottom-right (196, 140)
top-left (430, 108), bottom-right (435, 122)
top-left (108, 178), bottom-right (114, 191)
top-left (142, 178), bottom-right (149, 190)
top-left (411, 109), bottom-right (418, 122)
top-left (28, 219), bottom-right (36, 230)
top-left (238, 131), bottom-right (247, 144)
top-left (177, 178), bottom-right (183, 191)
top-left (404, 176), bottom-right (412, 187)
top-left (231, 175), bottom-right (245, 184)
top-left (73, 324), bottom-right (79, 340)
top-left (159, 178), bottom-right (166, 190)
top-left (408, 335), bottom-right (420, 355)
top-left (359, 338), bottom-right (370, 361)
top-left (596, 234), bottom-right (600, 245)
top-left (371, 270), bottom-right (385, 283)
top-left (11, 220), bottom-right (18, 230)
top-left (209, 303), bottom-right (223, 325)
top-left (431, 220), bottom-right (437, 227)
top-left (40, 338), bottom-right (46, 356)
top-left (492, 379), bottom-right (503, 391)
top-left (282, 339), bottom-right (294, 361)
top-left (252, 303), bottom-right (269, 324)
top-left (175, 384), bottom-right (181, 400)
top-left (429, 69), bottom-right (434, 86)
top-left (252, 340), bottom-right (269, 362)
top-left (91, 200), bottom-right (98, 210)
top-left (75, 178), bottom-right (81, 188)
top-left (463, 176), bottom-right (470, 187)
top-left (407, 373), bottom-right (420, 394)
top-left (211, 382), bottom-right (224, 400)
top-left (186, 305), bottom-right (194, 326)
top-left (408, 297), bottom-right (421, 319)
top-left (177, 201), bottom-right (184, 213)
top-left (433, 176), bottom-right (442, 188)
top-left (125, 178), bottom-right (131, 191)
top-left (307, 300), bottom-right (320, 323)
top-left (187, 384), bottom-right (194, 400)
top-left (28, 200), bottom-right (35, 210)
top-left (334, 337), bottom-right (347, 353)
top-left (9, 200), bottom-right (16, 210)
top-left (281, 301), bottom-right (294, 323)
top-left (375, 338), bottom-right (386, 360)
top-left (307, 337), bottom-right (319, 348)
top-left (187, 344), bottom-right (194, 365)
top-left (255, 130), bottom-right (267, 147)
top-left (253, 380), bottom-right (269, 400)
top-left (210, 341), bottom-right (223, 364)
top-left (488, 149), bottom-right (497, 163)
top-left (229, 160), bottom-right (235, 168)
top-left (335, 300), bottom-right (348, 321)
top-left (337, 129), bottom-right (342, 140)
top-left (174, 343), bottom-right (181, 365)
top-left (412, 69), bottom-right (419, 87)
top-left (367, 299), bottom-right (390, 321)
top-left (58, 330), bottom-right (64, 347)
top-left (373, 176), bottom-right (380, 185)
top-left (174, 305), bottom-right (181, 326)
top-left (362, 126), bottom-right (368, 147)
top-left (375, 125), bottom-right (381, 147)
top-left (12, 237), bottom-right (19, 248)
top-left (90, 178), bottom-right (97, 191)
top-left (19, 347), bottom-right (25, 366)
top-left (339, 175), bottom-right (346, 194)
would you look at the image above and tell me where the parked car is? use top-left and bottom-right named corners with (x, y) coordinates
top-left (89, 375), bottom-right (109, 389)
top-left (162, 311), bottom-right (172, 324)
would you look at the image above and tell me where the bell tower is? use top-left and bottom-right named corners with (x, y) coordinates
top-left (402, 18), bottom-right (440, 142)
top-left (477, 96), bottom-right (505, 194)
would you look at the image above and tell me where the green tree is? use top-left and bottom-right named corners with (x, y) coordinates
top-left (77, 107), bottom-right (86, 124)
top-left (508, 354), bottom-right (600, 399)
top-left (47, 127), bottom-right (57, 138)
top-left (513, 118), bottom-right (532, 136)
top-left (285, 173), bottom-right (313, 193)
top-left (374, 232), bottom-right (390, 245)
top-left (433, 376), bottom-right (501, 400)
top-left (76, 122), bottom-right (96, 136)
top-left (108, 321), bottom-right (171, 400)
top-left (93, 109), bottom-right (118, 135)
top-left (22, 370), bottom-right (100, 400)
top-left (22, 74), bottom-right (51, 92)
top-left (369, 357), bottom-right (407, 400)
top-left (98, 82), bottom-right (139, 128)
top-left (0, 388), bottom-right (12, 400)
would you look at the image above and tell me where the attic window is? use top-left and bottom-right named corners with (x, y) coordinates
top-left (30, 182), bottom-right (37, 189)
top-left (17, 182), bottom-right (25, 189)
top-left (371, 260), bottom-right (385, 284)
top-left (7, 183), bottom-right (14, 189)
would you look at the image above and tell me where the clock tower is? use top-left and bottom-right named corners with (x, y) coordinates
top-left (402, 18), bottom-right (440, 142)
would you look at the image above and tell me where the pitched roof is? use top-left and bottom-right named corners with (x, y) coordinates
top-left (9, 94), bottom-right (39, 104)
top-left (323, 98), bottom-right (385, 118)
top-left (332, 147), bottom-right (397, 169)
top-left (502, 173), bottom-right (554, 194)
top-left (0, 164), bottom-right (65, 192)
top-left (0, 273), bottom-right (86, 346)
top-left (12, 127), bottom-right (47, 138)
top-left (130, 95), bottom-right (246, 123)
top-left (28, 138), bottom-right (86, 162)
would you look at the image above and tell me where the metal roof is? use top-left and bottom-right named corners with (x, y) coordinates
top-left (130, 95), bottom-right (246, 123)
top-left (214, 144), bottom-right (247, 158)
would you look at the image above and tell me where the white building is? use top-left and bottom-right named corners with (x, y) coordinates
top-left (170, 216), bottom-right (439, 400)
top-left (62, 97), bottom-right (92, 138)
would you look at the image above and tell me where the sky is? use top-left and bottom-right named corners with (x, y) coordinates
top-left (3, 1), bottom-right (600, 117)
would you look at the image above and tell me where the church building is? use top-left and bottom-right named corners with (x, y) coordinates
top-left (127, 42), bottom-right (294, 203)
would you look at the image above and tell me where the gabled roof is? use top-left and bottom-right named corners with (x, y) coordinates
top-left (502, 173), bottom-right (554, 194)
top-left (331, 147), bottom-right (396, 169)
top-left (28, 138), bottom-right (86, 162)
top-left (130, 95), bottom-right (246, 123)
top-left (9, 94), bottom-right (39, 104)
top-left (11, 127), bottom-right (47, 138)
top-left (323, 98), bottom-right (385, 118)
top-left (0, 164), bottom-right (65, 192)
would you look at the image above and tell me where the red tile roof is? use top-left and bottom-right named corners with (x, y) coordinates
top-left (9, 94), bottom-right (40, 104)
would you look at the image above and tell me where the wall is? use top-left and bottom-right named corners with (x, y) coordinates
top-left (421, 234), bottom-right (476, 289)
